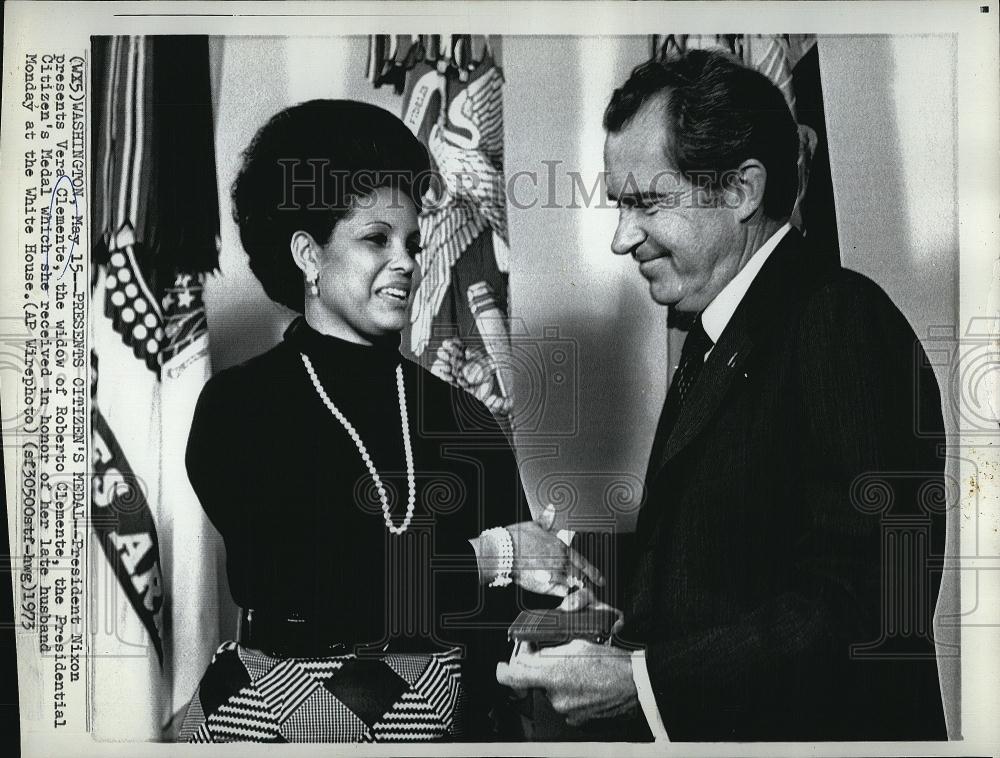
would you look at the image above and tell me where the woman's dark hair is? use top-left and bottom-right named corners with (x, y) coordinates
top-left (604, 49), bottom-right (800, 219)
top-left (232, 99), bottom-right (431, 313)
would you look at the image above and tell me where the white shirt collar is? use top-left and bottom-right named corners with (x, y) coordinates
top-left (701, 222), bottom-right (793, 345)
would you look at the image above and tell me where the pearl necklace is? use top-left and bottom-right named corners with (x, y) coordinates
top-left (300, 352), bottom-right (415, 535)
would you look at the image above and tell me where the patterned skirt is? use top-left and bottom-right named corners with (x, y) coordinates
top-left (178, 641), bottom-right (466, 742)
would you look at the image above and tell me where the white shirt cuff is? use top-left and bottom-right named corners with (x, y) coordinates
top-left (630, 649), bottom-right (670, 741)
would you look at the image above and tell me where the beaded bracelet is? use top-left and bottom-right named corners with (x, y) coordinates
top-left (482, 526), bottom-right (514, 587)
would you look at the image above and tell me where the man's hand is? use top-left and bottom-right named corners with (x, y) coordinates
top-left (496, 639), bottom-right (639, 727)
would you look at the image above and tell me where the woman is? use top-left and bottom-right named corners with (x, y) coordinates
top-left (178, 100), bottom-right (598, 743)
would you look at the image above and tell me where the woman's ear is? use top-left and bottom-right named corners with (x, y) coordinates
top-left (290, 230), bottom-right (319, 278)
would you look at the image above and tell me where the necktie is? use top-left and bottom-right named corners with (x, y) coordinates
top-left (645, 314), bottom-right (714, 481)
top-left (670, 314), bottom-right (713, 406)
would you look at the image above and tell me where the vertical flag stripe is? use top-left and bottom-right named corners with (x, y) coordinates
top-left (128, 37), bottom-right (148, 232)
top-left (116, 37), bottom-right (138, 235)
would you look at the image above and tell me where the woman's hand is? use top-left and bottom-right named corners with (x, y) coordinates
top-left (469, 506), bottom-right (604, 594)
top-left (505, 506), bottom-right (604, 596)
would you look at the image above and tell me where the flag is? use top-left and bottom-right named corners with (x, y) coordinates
top-left (90, 35), bottom-right (221, 739)
top-left (371, 36), bottom-right (514, 421)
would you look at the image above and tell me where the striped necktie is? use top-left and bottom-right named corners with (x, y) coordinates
top-left (645, 314), bottom-right (714, 481)
top-left (671, 314), bottom-right (713, 405)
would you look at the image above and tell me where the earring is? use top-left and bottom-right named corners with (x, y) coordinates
top-left (306, 273), bottom-right (320, 297)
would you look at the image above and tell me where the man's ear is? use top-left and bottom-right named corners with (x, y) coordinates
top-left (290, 230), bottom-right (319, 278)
top-left (729, 159), bottom-right (767, 223)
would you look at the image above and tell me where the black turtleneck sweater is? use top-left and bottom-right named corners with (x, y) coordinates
top-left (186, 317), bottom-right (528, 732)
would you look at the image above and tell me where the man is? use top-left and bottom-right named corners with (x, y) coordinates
top-left (498, 49), bottom-right (947, 741)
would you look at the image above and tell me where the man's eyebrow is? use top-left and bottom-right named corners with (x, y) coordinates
top-left (609, 191), bottom-right (670, 206)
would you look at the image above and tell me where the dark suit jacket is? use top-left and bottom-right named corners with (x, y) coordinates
top-left (617, 229), bottom-right (947, 741)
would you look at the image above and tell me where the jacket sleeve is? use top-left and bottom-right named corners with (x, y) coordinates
top-left (643, 276), bottom-right (945, 739)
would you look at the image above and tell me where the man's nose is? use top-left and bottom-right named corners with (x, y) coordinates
top-left (610, 212), bottom-right (644, 257)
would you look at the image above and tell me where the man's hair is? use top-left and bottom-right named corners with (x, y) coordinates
top-left (232, 99), bottom-right (430, 313)
top-left (604, 49), bottom-right (800, 219)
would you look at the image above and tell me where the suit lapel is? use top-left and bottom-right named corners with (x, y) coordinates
top-left (657, 317), bottom-right (754, 469)
top-left (646, 229), bottom-right (828, 482)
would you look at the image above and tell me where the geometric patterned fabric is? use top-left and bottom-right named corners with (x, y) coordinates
top-left (178, 642), bottom-right (465, 742)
